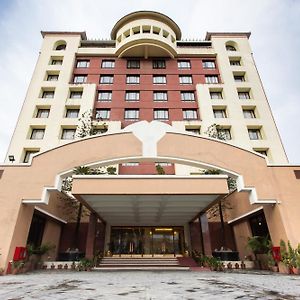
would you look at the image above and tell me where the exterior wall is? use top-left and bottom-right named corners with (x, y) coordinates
top-left (197, 36), bottom-right (288, 163)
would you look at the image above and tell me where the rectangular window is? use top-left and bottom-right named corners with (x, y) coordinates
top-left (36, 109), bottom-right (50, 118)
top-left (100, 75), bottom-right (114, 84)
top-left (153, 75), bottom-right (167, 84)
top-left (70, 91), bottom-right (83, 99)
top-left (179, 75), bottom-right (192, 84)
top-left (248, 129), bottom-right (262, 140)
top-left (153, 91), bottom-right (167, 101)
top-left (126, 75), bottom-right (140, 84)
top-left (124, 109), bottom-right (139, 120)
top-left (243, 109), bottom-right (256, 118)
top-left (153, 60), bottom-right (166, 69)
top-left (61, 129), bottom-right (76, 140)
top-left (210, 91), bottom-right (223, 99)
top-left (181, 91), bottom-right (195, 101)
top-left (95, 109), bottom-right (110, 120)
top-left (178, 60), bottom-right (191, 69)
top-left (238, 92), bottom-right (250, 99)
top-left (122, 162), bottom-right (139, 166)
top-left (47, 74), bottom-right (59, 81)
top-left (30, 129), bottom-right (45, 140)
top-left (66, 109), bottom-right (79, 118)
top-left (76, 60), bottom-right (90, 68)
top-left (205, 75), bottom-right (219, 84)
top-left (234, 75), bottom-right (245, 82)
top-left (213, 109), bottom-right (227, 118)
top-left (155, 162), bottom-right (172, 166)
top-left (23, 150), bottom-right (39, 163)
top-left (127, 60), bottom-right (140, 69)
top-left (42, 91), bottom-right (54, 98)
top-left (51, 59), bottom-right (62, 65)
top-left (202, 60), bottom-right (216, 69)
top-left (98, 91), bottom-right (112, 101)
top-left (101, 60), bottom-right (115, 68)
top-left (73, 75), bottom-right (87, 84)
top-left (185, 127), bottom-right (201, 135)
top-left (254, 149), bottom-right (268, 156)
top-left (154, 109), bottom-right (169, 120)
top-left (230, 59), bottom-right (241, 66)
top-left (183, 109), bottom-right (197, 120)
top-left (125, 91), bottom-right (140, 101)
top-left (217, 128), bottom-right (232, 140)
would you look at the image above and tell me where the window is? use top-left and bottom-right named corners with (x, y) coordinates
top-left (181, 92), bottom-right (195, 101)
top-left (153, 91), bottom-right (167, 101)
top-left (230, 59), bottom-right (241, 66)
top-left (101, 60), bottom-right (115, 68)
top-left (127, 60), bottom-right (140, 69)
top-left (42, 91), bottom-right (54, 98)
top-left (183, 109), bottom-right (197, 120)
top-left (23, 150), bottom-right (39, 163)
top-left (36, 109), bottom-right (50, 118)
top-left (179, 75), bottom-right (192, 84)
top-left (243, 109), bottom-right (256, 118)
top-left (155, 162), bottom-right (172, 166)
top-left (30, 129), bottom-right (45, 140)
top-left (254, 149), bottom-right (268, 156)
top-left (126, 75), bottom-right (140, 84)
top-left (153, 75), bottom-right (167, 84)
top-left (76, 60), bottom-right (90, 68)
top-left (234, 75), bottom-right (245, 82)
top-left (205, 75), bottom-right (219, 84)
top-left (248, 129), bottom-right (262, 140)
top-left (210, 91), bottom-right (223, 99)
top-left (51, 59), bottom-right (62, 65)
top-left (124, 109), bottom-right (139, 120)
top-left (178, 60), bottom-right (191, 69)
top-left (185, 127), bottom-right (200, 135)
top-left (122, 162), bottom-right (139, 166)
top-left (154, 109), bottom-right (169, 120)
top-left (61, 129), bottom-right (76, 140)
top-left (95, 109), bottom-right (110, 120)
top-left (73, 75), bottom-right (87, 83)
top-left (202, 60), bottom-right (216, 69)
top-left (70, 91), bottom-right (83, 99)
top-left (100, 75), bottom-right (114, 84)
top-left (56, 44), bottom-right (66, 51)
top-left (66, 109), bottom-right (79, 118)
top-left (98, 91), bottom-right (112, 101)
top-left (47, 74), bottom-right (59, 81)
top-left (125, 91), bottom-right (140, 101)
top-left (213, 109), bottom-right (227, 118)
top-left (217, 128), bottom-right (232, 140)
top-left (226, 45), bottom-right (236, 51)
top-left (153, 60), bottom-right (166, 69)
top-left (238, 92), bottom-right (250, 99)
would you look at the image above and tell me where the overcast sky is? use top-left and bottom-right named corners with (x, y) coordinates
top-left (0, 0), bottom-right (299, 163)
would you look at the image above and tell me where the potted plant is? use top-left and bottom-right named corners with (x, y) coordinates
top-left (247, 236), bottom-right (271, 270)
top-left (278, 240), bottom-right (291, 274)
top-left (267, 253), bottom-right (278, 272)
top-left (11, 260), bottom-right (25, 275)
top-left (292, 244), bottom-right (300, 275)
top-left (77, 258), bottom-right (94, 271)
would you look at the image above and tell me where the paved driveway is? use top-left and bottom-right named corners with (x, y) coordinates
top-left (0, 270), bottom-right (300, 299)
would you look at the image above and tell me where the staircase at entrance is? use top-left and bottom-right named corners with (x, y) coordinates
top-left (94, 257), bottom-right (190, 271)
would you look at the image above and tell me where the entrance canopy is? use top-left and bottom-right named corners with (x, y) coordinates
top-left (72, 175), bottom-right (229, 225)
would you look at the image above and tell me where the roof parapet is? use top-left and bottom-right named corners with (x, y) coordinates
top-left (205, 32), bottom-right (251, 40)
top-left (41, 31), bottom-right (87, 40)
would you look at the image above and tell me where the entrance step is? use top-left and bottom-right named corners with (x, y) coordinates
top-left (96, 257), bottom-right (189, 270)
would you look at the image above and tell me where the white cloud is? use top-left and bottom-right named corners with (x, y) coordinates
top-left (0, 0), bottom-right (299, 163)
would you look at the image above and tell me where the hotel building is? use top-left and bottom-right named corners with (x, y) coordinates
top-left (0, 11), bottom-right (299, 270)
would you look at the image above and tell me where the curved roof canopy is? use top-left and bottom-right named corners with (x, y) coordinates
top-left (111, 11), bottom-right (182, 40)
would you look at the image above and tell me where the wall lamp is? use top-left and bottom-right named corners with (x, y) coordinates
top-left (8, 155), bottom-right (15, 163)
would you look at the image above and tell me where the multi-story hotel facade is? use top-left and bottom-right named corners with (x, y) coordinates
top-left (0, 11), bottom-right (299, 270)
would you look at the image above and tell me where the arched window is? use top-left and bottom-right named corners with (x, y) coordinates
top-left (54, 41), bottom-right (67, 51)
top-left (225, 41), bottom-right (238, 51)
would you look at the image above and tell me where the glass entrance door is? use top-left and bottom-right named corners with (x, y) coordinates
top-left (110, 226), bottom-right (184, 256)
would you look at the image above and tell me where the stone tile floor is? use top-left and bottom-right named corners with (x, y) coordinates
top-left (0, 270), bottom-right (300, 299)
